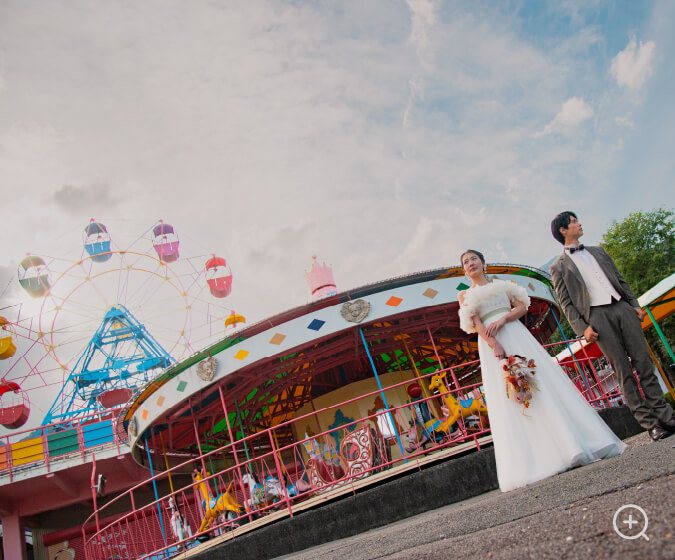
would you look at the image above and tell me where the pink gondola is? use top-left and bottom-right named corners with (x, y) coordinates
top-left (205, 255), bottom-right (232, 298)
top-left (151, 220), bottom-right (180, 263)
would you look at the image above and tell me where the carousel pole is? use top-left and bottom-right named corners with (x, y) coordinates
top-left (424, 321), bottom-right (461, 390)
top-left (358, 327), bottom-right (407, 462)
top-left (645, 341), bottom-right (675, 401)
top-left (233, 393), bottom-right (252, 467)
top-left (159, 433), bottom-right (174, 494)
top-left (144, 434), bottom-right (168, 554)
top-left (191, 412), bottom-right (209, 475)
top-left (644, 305), bottom-right (675, 366)
top-left (218, 385), bottom-right (250, 514)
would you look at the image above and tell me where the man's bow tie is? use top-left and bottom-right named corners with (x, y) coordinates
top-left (565, 244), bottom-right (585, 254)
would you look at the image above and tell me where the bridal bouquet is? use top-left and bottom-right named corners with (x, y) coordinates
top-left (502, 355), bottom-right (538, 410)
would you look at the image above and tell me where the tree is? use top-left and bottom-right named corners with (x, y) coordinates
top-left (601, 208), bottom-right (675, 381)
top-left (601, 208), bottom-right (674, 296)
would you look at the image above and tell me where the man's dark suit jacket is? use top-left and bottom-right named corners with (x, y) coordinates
top-left (549, 246), bottom-right (640, 337)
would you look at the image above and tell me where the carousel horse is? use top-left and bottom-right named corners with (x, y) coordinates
top-left (427, 371), bottom-right (488, 430)
top-left (242, 472), bottom-right (274, 510)
top-left (193, 469), bottom-right (244, 533)
top-left (264, 474), bottom-right (312, 499)
top-left (167, 496), bottom-right (192, 550)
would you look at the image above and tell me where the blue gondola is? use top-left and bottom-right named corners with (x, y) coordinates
top-left (84, 219), bottom-right (112, 262)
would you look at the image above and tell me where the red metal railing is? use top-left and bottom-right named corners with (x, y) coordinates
top-left (0, 409), bottom-right (124, 481)
top-left (82, 338), bottom-right (624, 560)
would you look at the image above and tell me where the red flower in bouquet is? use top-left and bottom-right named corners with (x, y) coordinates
top-left (501, 355), bottom-right (538, 411)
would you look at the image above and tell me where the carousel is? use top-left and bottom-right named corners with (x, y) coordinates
top-left (84, 259), bottom-right (576, 559)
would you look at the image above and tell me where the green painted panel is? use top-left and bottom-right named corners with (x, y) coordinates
top-left (47, 429), bottom-right (79, 456)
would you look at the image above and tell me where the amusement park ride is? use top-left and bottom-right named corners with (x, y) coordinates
top-left (0, 219), bottom-right (242, 560)
top-left (1, 231), bottom-right (637, 560)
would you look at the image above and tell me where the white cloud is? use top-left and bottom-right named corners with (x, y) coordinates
top-left (614, 116), bottom-right (634, 128)
top-left (611, 37), bottom-right (656, 90)
top-left (536, 97), bottom-right (594, 137)
top-left (406, 0), bottom-right (438, 70)
top-left (0, 0), bottom-right (670, 337)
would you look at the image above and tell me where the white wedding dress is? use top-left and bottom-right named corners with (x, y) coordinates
top-left (459, 280), bottom-right (626, 492)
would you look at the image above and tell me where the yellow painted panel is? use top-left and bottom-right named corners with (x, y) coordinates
top-left (11, 436), bottom-right (45, 466)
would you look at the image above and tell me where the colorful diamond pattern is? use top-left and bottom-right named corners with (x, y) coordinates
top-left (307, 319), bottom-right (325, 331)
top-left (457, 282), bottom-right (470, 291)
top-left (423, 288), bottom-right (438, 299)
top-left (234, 349), bottom-right (250, 360)
top-left (177, 380), bottom-right (188, 392)
top-left (386, 296), bottom-right (403, 306)
top-left (157, 396), bottom-right (165, 407)
top-left (269, 333), bottom-right (286, 345)
top-left (142, 409), bottom-right (148, 420)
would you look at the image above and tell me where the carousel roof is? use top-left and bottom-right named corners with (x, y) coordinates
top-left (120, 264), bottom-right (558, 460)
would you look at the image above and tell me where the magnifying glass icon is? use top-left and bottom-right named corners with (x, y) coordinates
top-left (613, 504), bottom-right (649, 541)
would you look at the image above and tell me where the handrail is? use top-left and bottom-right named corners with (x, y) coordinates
top-left (0, 408), bottom-right (126, 480)
top-left (81, 337), bottom-right (621, 559)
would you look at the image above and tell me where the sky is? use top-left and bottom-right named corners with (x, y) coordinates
top-left (0, 0), bottom-right (674, 395)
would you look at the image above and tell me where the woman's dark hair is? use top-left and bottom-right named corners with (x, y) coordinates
top-left (551, 211), bottom-right (577, 244)
top-left (460, 249), bottom-right (485, 267)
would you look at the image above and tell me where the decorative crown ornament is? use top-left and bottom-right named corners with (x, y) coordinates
top-left (305, 255), bottom-right (337, 300)
top-left (196, 356), bottom-right (218, 382)
top-left (340, 299), bottom-right (370, 323)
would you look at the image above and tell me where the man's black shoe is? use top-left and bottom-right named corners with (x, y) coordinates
top-left (659, 418), bottom-right (675, 431)
top-left (649, 425), bottom-right (671, 441)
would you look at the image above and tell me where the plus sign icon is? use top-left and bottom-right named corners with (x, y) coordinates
top-left (613, 504), bottom-right (650, 540)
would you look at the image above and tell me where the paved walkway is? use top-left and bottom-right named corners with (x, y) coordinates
top-left (275, 433), bottom-right (674, 560)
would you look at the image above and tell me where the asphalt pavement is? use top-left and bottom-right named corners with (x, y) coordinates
top-left (274, 433), bottom-right (675, 560)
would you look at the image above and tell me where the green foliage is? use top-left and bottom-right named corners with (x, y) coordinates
top-left (601, 208), bottom-right (674, 295)
top-left (601, 208), bottom-right (675, 381)
top-left (547, 312), bottom-right (575, 344)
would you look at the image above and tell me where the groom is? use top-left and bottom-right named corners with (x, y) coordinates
top-left (549, 211), bottom-right (674, 441)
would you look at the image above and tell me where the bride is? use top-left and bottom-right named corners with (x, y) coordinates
top-left (458, 249), bottom-right (625, 491)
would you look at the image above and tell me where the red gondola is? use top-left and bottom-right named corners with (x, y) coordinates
top-left (0, 380), bottom-right (30, 429)
top-left (205, 255), bottom-right (232, 298)
top-left (151, 220), bottom-right (180, 263)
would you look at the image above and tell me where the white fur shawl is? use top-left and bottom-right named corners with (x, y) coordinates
top-left (458, 279), bottom-right (531, 334)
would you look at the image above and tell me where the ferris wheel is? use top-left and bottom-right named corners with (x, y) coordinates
top-left (0, 219), bottom-right (244, 432)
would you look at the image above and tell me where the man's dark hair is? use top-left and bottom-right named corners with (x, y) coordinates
top-left (551, 211), bottom-right (577, 244)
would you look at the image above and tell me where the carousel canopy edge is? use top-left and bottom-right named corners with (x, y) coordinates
top-left (121, 268), bottom-right (556, 448)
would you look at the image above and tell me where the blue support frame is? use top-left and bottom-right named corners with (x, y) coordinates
top-left (41, 305), bottom-right (174, 427)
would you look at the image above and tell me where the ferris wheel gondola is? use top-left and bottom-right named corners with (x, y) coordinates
top-left (83, 219), bottom-right (113, 262)
top-left (151, 220), bottom-right (180, 263)
top-left (0, 316), bottom-right (17, 360)
top-left (0, 380), bottom-right (30, 429)
top-left (17, 255), bottom-right (51, 298)
top-left (205, 255), bottom-right (233, 298)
